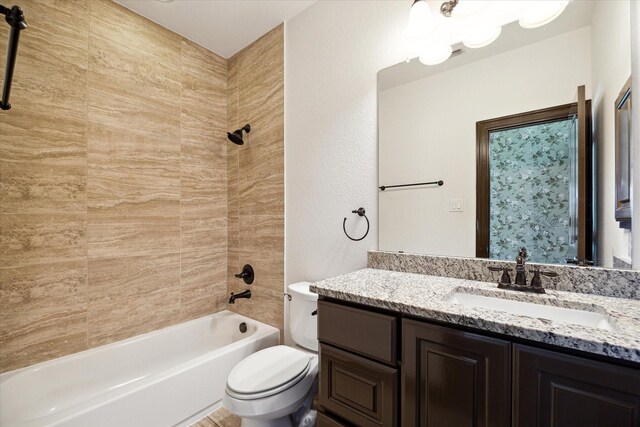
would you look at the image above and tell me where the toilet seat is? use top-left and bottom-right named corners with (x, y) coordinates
top-left (226, 346), bottom-right (312, 400)
top-left (223, 351), bottom-right (319, 421)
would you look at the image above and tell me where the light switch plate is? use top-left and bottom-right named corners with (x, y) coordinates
top-left (449, 199), bottom-right (463, 212)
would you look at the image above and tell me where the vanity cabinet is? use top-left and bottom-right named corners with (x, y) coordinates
top-left (402, 319), bottom-right (511, 427)
top-left (317, 299), bottom-right (640, 427)
top-left (513, 344), bottom-right (640, 427)
top-left (317, 300), bottom-right (399, 426)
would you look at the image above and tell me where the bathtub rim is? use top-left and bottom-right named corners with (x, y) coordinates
top-left (0, 310), bottom-right (280, 426)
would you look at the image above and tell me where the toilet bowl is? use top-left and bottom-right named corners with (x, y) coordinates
top-left (223, 282), bottom-right (318, 427)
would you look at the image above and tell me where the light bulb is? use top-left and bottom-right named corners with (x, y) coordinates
top-left (462, 24), bottom-right (502, 49)
top-left (419, 43), bottom-right (452, 65)
top-left (519, 1), bottom-right (569, 29)
top-left (452, 0), bottom-right (490, 17)
top-left (406, 0), bottom-right (433, 38)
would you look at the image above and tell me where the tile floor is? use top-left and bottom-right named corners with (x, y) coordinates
top-left (190, 408), bottom-right (241, 427)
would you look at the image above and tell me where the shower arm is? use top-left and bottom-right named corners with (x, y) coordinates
top-left (1, 4), bottom-right (27, 111)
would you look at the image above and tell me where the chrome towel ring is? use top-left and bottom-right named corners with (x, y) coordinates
top-left (343, 207), bottom-right (369, 241)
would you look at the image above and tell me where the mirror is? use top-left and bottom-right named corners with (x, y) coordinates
top-left (378, 0), bottom-right (632, 268)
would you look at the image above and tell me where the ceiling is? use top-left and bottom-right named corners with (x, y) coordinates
top-left (115, 0), bottom-right (316, 58)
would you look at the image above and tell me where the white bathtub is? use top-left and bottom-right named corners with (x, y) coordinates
top-left (0, 311), bottom-right (279, 427)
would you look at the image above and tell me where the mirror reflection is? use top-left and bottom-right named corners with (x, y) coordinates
top-left (378, 0), bottom-right (632, 268)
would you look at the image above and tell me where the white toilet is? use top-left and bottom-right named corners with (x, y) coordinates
top-left (223, 282), bottom-right (318, 427)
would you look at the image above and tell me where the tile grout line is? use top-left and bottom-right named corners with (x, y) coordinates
top-left (179, 37), bottom-right (183, 319)
top-left (84, 0), bottom-right (91, 350)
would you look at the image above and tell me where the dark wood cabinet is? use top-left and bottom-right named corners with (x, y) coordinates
top-left (317, 299), bottom-right (640, 427)
top-left (513, 344), bottom-right (640, 427)
top-left (317, 411), bottom-right (351, 427)
top-left (320, 344), bottom-right (398, 426)
top-left (402, 319), bottom-right (511, 427)
top-left (318, 301), bottom-right (400, 426)
top-left (317, 300), bottom-right (398, 365)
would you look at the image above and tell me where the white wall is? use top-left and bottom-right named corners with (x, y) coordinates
top-left (591, 0), bottom-right (632, 267)
top-left (379, 27), bottom-right (592, 257)
top-left (285, 0), bottom-right (408, 283)
top-left (283, 0), bottom-right (640, 342)
top-left (284, 0), bottom-right (408, 345)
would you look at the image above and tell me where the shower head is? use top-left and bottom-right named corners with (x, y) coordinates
top-left (227, 124), bottom-right (251, 145)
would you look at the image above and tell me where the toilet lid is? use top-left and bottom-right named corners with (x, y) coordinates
top-left (227, 346), bottom-right (311, 397)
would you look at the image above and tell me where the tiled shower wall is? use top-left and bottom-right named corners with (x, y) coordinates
top-left (0, 0), bottom-right (228, 372)
top-left (227, 26), bottom-right (285, 333)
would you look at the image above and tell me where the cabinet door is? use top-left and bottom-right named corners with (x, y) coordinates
top-left (317, 412), bottom-right (351, 427)
top-left (320, 344), bottom-right (398, 427)
top-left (402, 320), bottom-right (511, 427)
top-left (513, 344), bottom-right (640, 427)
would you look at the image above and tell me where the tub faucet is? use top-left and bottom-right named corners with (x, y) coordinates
top-left (229, 289), bottom-right (251, 304)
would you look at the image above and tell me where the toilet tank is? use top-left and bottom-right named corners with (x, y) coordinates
top-left (288, 282), bottom-right (318, 352)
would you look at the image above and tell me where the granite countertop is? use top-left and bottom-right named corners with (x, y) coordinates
top-left (310, 268), bottom-right (640, 363)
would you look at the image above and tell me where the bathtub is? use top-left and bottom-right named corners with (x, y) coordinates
top-left (0, 311), bottom-right (279, 427)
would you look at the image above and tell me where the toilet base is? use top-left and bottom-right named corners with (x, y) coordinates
top-left (241, 416), bottom-right (292, 427)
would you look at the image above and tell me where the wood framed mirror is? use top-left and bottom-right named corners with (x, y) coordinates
top-left (476, 86), bottom-right (592, 265)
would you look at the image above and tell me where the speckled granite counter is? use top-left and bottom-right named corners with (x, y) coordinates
top-left (310, 269), bottom-right (640, 364)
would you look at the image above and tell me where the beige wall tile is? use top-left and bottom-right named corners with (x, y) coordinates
top-left (0, 214), bottom-right (87, 268)
top-left (87, 120), bottom-right (181, 217)
top-left (181, 174), bottom-right (227, 219)
top-left (181, 217), bottom-right (227, 252)
top-left (237, 25), bottom-right (284, 144)
top-left (239, 170), bottom-right (284, 217)
top-left (88, 215), bottom-right (180, 259)
top-left (181, 249), bottom-right (227, 321)
top-left (0, 261), bottom-right (88, 372)
top-left (227, 25), bottom-right (284, 332)
top-left (0, 0), bottom-right (88, 215)
top-left (227, 56), bottom-right (240, 129)
top-left (0, 0), bottom-right (285, 373)
top-left (87, 253), bottom-right (180, 346)
top-left (228, 282), bottom-right (284, 331)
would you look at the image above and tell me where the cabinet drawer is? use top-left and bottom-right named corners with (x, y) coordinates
top-left (513, 344), bottom-right (640, 427)
top-left (320, 344), bottom-right (398, 427)
top-left (317, 412), bottom-right (351, 427)
top-left (318, 300), bottom-right (397, 365)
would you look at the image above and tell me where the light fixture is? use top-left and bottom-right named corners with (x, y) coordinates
top-left (519, 1), bottom-right (569, 29)
top-left (419, 42), bottom-right (453, 65)
top-left (405, 0), bottom-right (572, 66)
top-left (440, 0), bottom-right (459, 17)
top-left (462, 23), bottom-right (502, 49)
top-left (406, 0), bottom-right (433, 38)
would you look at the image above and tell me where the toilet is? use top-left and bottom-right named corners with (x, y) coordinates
top-left (223, 282), bottom-right (318, 427)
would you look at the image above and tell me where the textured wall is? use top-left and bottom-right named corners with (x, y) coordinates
top-left (227, 25), bottom-right (284, 333)
top-left (284, 2), bottom-right (407, 286)
top-left (591, 0), bottom-right (632, 267)
top-left (0, 0), bottom-right (227, 373)
top-left (283, 1), bottom-right (408, 344)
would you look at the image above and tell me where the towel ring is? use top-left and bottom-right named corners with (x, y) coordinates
top-left (343, 207), bottom-right (369, 241)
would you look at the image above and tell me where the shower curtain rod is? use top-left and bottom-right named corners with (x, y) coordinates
top-left (1, 4), bottom-right (27, 111)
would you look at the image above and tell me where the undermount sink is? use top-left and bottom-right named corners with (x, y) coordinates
top-left (447, 292), bottom-right (615, 331)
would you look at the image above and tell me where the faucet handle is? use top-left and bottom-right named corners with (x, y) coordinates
top-left (529, 267), bottom-right (557, 292)
top-left (539, 271), bottom-right (559, 278)
top-left (488, 266), bottom-right (512, 284)
top-left (234, 264), bottom-right (254, 285)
